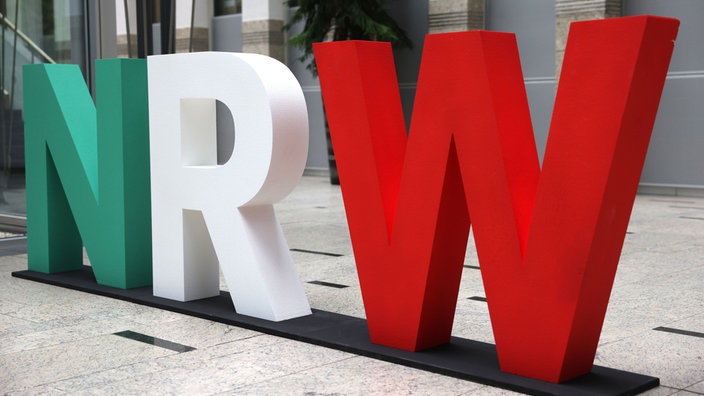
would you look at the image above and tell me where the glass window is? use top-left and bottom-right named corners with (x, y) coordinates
top-left (0, 0), bottom-right (90, 227)
top-left (215, 0), bottom-right (241, 16)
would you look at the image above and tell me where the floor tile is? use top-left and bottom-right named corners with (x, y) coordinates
top-left (226, 356), bottom-right (484, 396)
top-left (2, 176), bottom-right (703, 394)
top-left (0, 333), bottom-right (175, 393)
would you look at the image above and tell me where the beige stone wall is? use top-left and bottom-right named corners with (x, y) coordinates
top-left (428, 0), bottom-right (485, 34)
top-left (116, 34), bottom-right (137, 58)
top-left (116, 28), bottom-right (209, 57)
top-left (242, 19), bottom-right (284, 62)
top-left (175, 27), bottom-right (209, 53)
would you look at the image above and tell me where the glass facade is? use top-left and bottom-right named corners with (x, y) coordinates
top-left (0, 0), bottom-right (89, 227)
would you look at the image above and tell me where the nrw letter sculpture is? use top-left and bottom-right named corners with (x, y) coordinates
top-left (147, 52), bottom-right (311, 321)
top-left (24, 52), bottom-right (312, 322)
top-left (314, 16), bottom-right (678, 382)
top-left (24, 59), bottom-right (152, 289)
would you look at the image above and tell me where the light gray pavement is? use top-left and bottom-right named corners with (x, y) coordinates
top-left (1, 175), bottom-right (703, 395)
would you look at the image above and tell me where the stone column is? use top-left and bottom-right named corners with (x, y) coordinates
top-left (428, 0), bottom-right (485, 34)
top-left (555, 0), bottom-right (622, 79)
top-left (242, 0), bottom-right (285, 62)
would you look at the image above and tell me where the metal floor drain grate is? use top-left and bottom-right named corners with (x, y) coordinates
top-left (290, 248), bottom-right (343, 257)
top-left (308, 280), bottom-right (349, 289)
top-left (653, 327), bottom-right (704, 339)
top-left (114, 330), bottom-right (196, 352)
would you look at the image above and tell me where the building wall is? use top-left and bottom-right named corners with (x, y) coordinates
top-left (487, 0), bottom-right (555, 162)
top-left (388, 0), bottom-right (428, 129)
top-left (212, 14), bottom-right (243, 165)
top-left (624, 0), bottom-right (704, 192)
top-left (212, 14), bottom-right (243, 52)
top-left (283, 9), bottom-right (327, 171)
top-left (209, 0), bottom-right (703, 191)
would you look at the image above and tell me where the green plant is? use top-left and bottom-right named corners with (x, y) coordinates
top-left (285, 0), bottom-right (412, 75)
top-left (284, 0), bottom-right (411, 185)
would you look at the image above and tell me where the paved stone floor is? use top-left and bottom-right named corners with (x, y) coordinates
top-left (1, 175), bottom-right (703, 395)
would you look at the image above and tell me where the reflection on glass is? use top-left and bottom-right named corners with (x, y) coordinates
top-left (0, 0), bottom-right (88, 225)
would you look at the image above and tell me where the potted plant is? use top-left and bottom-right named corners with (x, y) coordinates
top-left (284, 0), bottom-right (411, 184)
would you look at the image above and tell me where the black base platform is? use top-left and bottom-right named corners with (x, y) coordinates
top-left (12, 267), bottom-right (658, 396)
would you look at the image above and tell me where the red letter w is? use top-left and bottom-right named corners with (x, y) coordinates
top-left (313, 16), bottom-right (678, 383)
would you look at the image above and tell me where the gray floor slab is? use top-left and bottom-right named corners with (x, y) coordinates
top-left (1, 176), bottom-right (703, 395)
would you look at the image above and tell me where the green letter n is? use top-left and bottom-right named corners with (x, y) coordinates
top-left (23, 59), bottom-right (151, 288)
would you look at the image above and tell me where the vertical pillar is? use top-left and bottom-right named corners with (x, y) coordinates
top-left (428, 0), bottom-right (485, 34)
top-left (555, 0), bottom-right (622, 79)
top-left (242, 0), bottom-right (285, 62)
top-left (116, 0), bottom-right (211, 57)
top-left (173, 0), bottom-right (211, 53)
top-left (116, 0), bottom-right (137, 57)
top-left (135, 0), bottom-right (154, 58)
top-left (96, 1), bottom-right (118, 59)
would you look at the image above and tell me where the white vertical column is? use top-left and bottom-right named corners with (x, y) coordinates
top-left (116, 0), bottom-right (137, 57)
top-left (174, 0), bottom-right (212, 52)
top-left (242, 0), bottom-right (286, 62)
